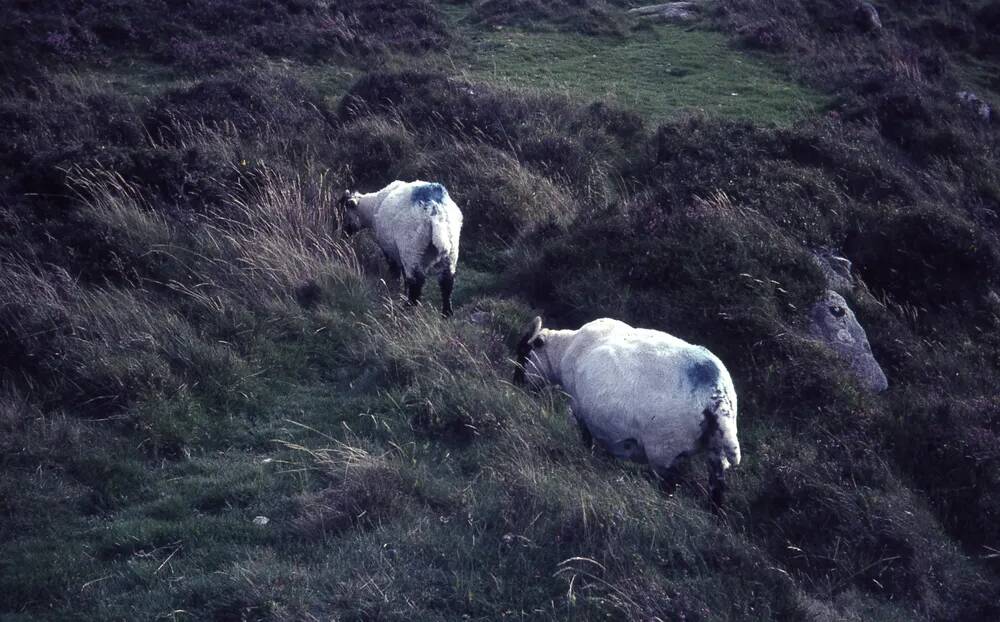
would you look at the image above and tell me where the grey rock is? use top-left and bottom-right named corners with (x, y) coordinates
top-left (628, 2), bottom-right (701, 21)
top-left (469, 311), bottom-right (491, 325)
top-left (855, 2), bottom-right (882, 31)
top-left (810, 250), bottom-right (854, 294)
top-left (808, 290), bottom-right (888, 393)
top-left (957, 91), bottom-right (993, 122)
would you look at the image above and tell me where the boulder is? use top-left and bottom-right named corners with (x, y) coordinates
top-left (628, 2), bottom-right (702, 22)
top-left (811, 249), bottom-right (854, 295)
top-left (855, 2), bottom-right (882, 32)
top-left (808, 290), bottom-right (888, 393)
top-left (957, 91), bottom-right (993, 123)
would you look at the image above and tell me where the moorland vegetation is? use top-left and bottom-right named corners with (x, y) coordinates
top-left (2, 0), bottom-right (1000, 619)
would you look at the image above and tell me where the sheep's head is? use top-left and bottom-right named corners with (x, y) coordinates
top-left (338, 190), bottom-right (362, 235)
top-left (513, 316), bottom-right (546, 386)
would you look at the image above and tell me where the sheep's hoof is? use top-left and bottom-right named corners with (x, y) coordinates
top-left (654, 465), bottom-right (682, 496)
top-left (659, 480), bottom-right (680, 497)
top-left (709, 485), bottom-right (727, 520)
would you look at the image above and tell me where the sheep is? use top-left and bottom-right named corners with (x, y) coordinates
top-left (513, 316), bottom-right (741, 509)
top-left (339, 180), bottom-right (463, 316)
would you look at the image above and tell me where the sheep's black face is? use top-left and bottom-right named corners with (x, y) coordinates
top-left (338, 191), bottom-right (362, 236)
top-left (343, 214), bottom-right (361, 236)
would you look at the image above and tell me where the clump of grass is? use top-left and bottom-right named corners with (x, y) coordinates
top-left (145, 68), bottom-right (334, 146)
top-left (333, 113), bottom-right (421, 188)
top-left (282, 431), bottom-right (414, 538)
top-left (203, 166), bottom-right (366, 305)
top-left (846, 202), bottom-right (1000, 309)
top-left (0, 258), bottom-right (179, 414)
top-left (346, 301), bottom-right (542, 442)
top-left (425, 141), bottom-right (578, 251)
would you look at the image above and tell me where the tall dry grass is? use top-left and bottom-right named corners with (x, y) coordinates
top-left (3, 133), bottom-right (372, 416)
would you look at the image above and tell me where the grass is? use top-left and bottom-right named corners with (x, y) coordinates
top-left (48, 4), bottom-right (829, 126)
top-left (955, 55), bottom-right (1000, 101)
top-left (454, 24), bottom-right (830, 124)
top-left (3, 0), bottom-right (1000, 619)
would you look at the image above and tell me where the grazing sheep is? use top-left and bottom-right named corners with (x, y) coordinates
top-left (514, 317), bottom-right (740, 509)
top-left (340, 180), bottom-right (463, 316)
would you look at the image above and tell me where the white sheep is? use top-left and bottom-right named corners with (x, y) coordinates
top-left (514, 316), bottom-right (741, 508)
top-left (340, 180), bottom-right (463, 316)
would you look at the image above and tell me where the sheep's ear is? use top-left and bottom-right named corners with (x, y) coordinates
top-left (338, 190), bottom-right (355, 208)
top-left (518, 316), bottom-right (542, 350)
top-left (517, 317), bottom-right (542, 348)
top-left (526, 316), bottom-right (543, 341)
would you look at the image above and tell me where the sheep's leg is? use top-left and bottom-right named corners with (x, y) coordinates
top-left (438, 270), bottom-right (455, 317)
top-left (654, 463), bottom-right (684, 496)
top-left (708, 456), bottom-right (726, 514)
top-left (405, 272), bottom-right (426, 307)
top-left (576, 418), bottom-right (593, 449)
top-left (383, 253), bottom-right (402, 288)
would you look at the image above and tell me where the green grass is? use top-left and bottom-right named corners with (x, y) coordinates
top-left (453, 24), bottom-right (830, 124)
top-left (74, 59), bottom-right (197, 100)
top-left (75, 7), bottom-right (827, 126)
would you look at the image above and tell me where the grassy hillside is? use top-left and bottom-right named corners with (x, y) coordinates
top-left (2, 0), bottom-right (1000, 620)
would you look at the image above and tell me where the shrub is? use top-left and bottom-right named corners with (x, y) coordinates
top-left (146, 69), bottom-right (334, 143)
top-left (0, 260), bottom-right (177, 414)
top-left (846, 204), bottom-right (1000, 309)
top-left (333, 115), bottom-right (419, 188)
top-left (426, 142), bottom-right (577, 249)
top-left (889, 395), bottom-right (1000, 566)
top-left (0, 0), bottom-right (452, 77)
top-left (286, 438), bottom-right (413, 537)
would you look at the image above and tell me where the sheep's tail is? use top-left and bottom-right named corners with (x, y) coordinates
top-left (430, 217), bottom-right (452, 259)
top-left (703, 389), bottom-right (740, 468)
top-left (428, 206), bottom-right (461, 273)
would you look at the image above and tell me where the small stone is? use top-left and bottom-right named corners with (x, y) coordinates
top-left (469, 311), bottom-right (491, 325)
top-left (252, 516), bottom-right (269, 526)
top-left (957, 91), bottom-right (993, 122)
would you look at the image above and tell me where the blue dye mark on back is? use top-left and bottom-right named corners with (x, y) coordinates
top-left (411, 182), bottom-right (447, 205)
top-left (687, 359), bottom-right (720, 389)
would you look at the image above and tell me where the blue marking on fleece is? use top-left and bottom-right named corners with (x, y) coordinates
top-left (411, 182), bottom-right (447, 205)
top-left (687, 358), bottom-right (720, 389)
